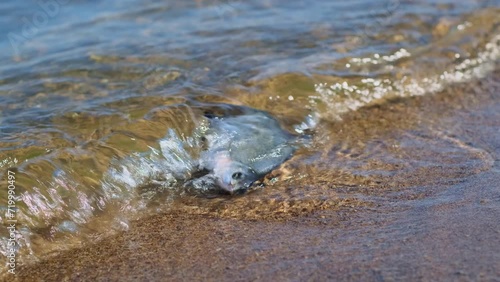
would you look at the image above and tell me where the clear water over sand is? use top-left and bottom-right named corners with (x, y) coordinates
top-left (0, 0), bottom-right (499, 278)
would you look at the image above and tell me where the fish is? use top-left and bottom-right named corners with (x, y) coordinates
top-left (197, 110), bottom-right (297, 194)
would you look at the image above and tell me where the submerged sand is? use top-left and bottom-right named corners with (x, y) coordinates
top-left (12, 71), bottom-right (500, 281)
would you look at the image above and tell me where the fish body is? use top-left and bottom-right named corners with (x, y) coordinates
top-left (199, 111), bottom-right (296, 193)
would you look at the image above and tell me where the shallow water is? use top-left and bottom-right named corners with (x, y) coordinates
top-left (0, 0), bottom-right (499, 273)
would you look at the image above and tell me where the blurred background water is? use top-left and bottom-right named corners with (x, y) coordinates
top-left (0, 0), bottom-right (499, 271)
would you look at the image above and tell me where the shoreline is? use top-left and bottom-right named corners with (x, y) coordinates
top-left (11, 71), bottom-right (500, 281)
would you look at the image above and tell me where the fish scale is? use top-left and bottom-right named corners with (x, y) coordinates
top-left (198, 111), bottom-right (297, 193)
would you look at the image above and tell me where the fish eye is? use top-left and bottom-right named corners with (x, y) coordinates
top-left (232, 172), bottom-right (243, 180)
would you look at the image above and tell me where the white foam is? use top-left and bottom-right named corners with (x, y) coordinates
top-left (311, 33), bottom-right (500, 120)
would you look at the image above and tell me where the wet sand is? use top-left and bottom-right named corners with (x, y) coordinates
top-left (12, 71), bottom-right (500, 281)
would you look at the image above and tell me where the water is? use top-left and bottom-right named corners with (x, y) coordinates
top-left (0, 0), bottom-right (499, 273)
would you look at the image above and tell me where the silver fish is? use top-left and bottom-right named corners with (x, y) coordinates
top-left (198, 111), bottom-right (296, 194)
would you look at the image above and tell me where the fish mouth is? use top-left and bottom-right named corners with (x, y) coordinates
top-left (223, 188), bottom-right (247, 195)
top-left (221, 185), bottom-right (247, 195)
top-left (216, 180), bottom-right (249, 195)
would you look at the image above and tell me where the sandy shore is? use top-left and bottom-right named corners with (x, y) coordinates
top-left (11, 71), bottom-right (500, 281)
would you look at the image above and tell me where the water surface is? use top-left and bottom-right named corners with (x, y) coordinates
top-left (0, 0), bottom-right (499, 273)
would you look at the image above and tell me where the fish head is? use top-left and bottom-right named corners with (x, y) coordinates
top-left (213, 157), bottom-right (258, 194)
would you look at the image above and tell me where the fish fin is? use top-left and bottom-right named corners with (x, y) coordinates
top-left (203, 111), bottom-right (217, 119)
